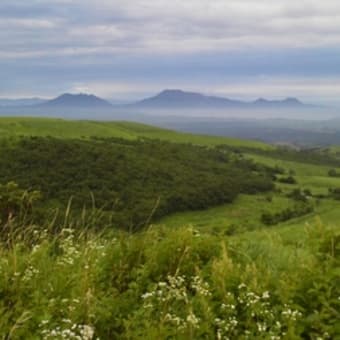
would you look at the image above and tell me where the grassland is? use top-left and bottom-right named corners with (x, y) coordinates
top-left (159, 151), bottom-right (340, 233)
top-left (159, 194), bottom-right (293, 232)
top-left (0, 117), bottom-right (273, 149)
top-left (246, 153), bottom-right (340, 194)
top-left (158, 194), bottom-right (340, 236)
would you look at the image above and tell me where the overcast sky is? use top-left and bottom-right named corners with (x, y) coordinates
top-left (1, 0), bottom-right (340, 105)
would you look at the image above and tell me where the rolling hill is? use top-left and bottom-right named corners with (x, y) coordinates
top-left (0, 117), bottom-right (273, 149)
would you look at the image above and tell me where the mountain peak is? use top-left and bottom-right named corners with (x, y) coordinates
top-left (254, 98), bottom-right (268, 104)
top-left (156, 89), bottom-right (204, 99)
top-left (283, 97), bottom-right (302, 105)
top-left (159, 89), bottom-right (185, 95)
top-left (136, 89), bottom-right (243, 108)
top-left (253, 96), bottom-right (304, 107)
top-left (41, 93), bottom-right (112, 108)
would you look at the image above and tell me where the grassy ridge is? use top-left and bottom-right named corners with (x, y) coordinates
top-left (0, 117), bottom-right (273, 149)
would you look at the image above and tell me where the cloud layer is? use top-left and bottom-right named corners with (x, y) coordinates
top-left (1, 0), bottom-right (340, 104)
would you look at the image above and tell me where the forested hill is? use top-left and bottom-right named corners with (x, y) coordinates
top-left (0, 137), bottom-right (275, 230)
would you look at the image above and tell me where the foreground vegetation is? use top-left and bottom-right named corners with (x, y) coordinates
top-left (0, 213), bottom-right (339, 339)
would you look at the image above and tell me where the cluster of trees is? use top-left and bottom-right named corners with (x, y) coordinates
top-left (276, 175), bottom-right (297, 184)
top-left (0, 137), bottom-right (275, 230)
top-left (328, 187), bottom-right (340, 200)
top-left (261, 203), bottom-right (314, 226)
top-left (287, 188), bottom-right (312, 202)
top-left (328, 168), bottom-right (340, 177)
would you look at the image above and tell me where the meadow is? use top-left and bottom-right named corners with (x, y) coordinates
top-left (0, 117), bottom-right (272, 150)
top-left (0, 117), bottom-right (339, 339)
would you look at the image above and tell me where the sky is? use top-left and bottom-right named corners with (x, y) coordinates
top-left (1, 0), bottom-right (340, 106)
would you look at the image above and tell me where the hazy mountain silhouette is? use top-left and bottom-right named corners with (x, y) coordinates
top-left (132, 89), bottom-right (308, 109)
top-left (40, 93), bottom-right (112, 108)
top-left (252, 97), bottom-right (304, 108)
top-left (6, 90), bottom-right (310, 110)
top-left (133, 89), bottom-right (246, 108)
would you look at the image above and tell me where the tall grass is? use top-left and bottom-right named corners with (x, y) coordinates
top-left (0, 215), bottom-right (339, 339)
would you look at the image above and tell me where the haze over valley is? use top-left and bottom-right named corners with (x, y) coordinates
top-left (1, 89), bottom-right (339, 147)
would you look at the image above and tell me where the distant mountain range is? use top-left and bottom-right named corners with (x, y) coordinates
top-left (133, 89), bottom-right (307, 109)
top-left (1, 90), bottom-right (311, 110)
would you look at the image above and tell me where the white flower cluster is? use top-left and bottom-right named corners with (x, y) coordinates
top-left (162, 310), bottom-right (200, 331)
top-left (141, 275), bottom-right (210, 332)
top-left (86, 240), bottom-right (107, 259)
top-left (57, 229), bottom-right (81, 266)
top-left (40, 319), bottom-right (95, 340)
top-left (142, 275), bottom-right (189, 306)
top-left (191, 275), bottom-right (212, 297)
top-left (186, 311), bottom-right (200, 327)
top-left (215, 315), bottom-right (238, 340)
top-left (215, 283), bottom-right (303, 339)
top-left (22, 265), bottom-right (40, 282)
top-left (142, 274), bottom-right (212, 306)
top-left (281, 305), bottom-right (303, 321)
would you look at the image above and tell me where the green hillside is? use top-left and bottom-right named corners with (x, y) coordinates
top-left (3, 116), bottom-right (340, 232)
top-left (160, 149), bottom-right (340, 233)
top-left (0, 117), bottom-right (273, 149)
top-left (0, 137), bottom-right (275, 230)
top-left (0, 117), bottom-right (339, 338)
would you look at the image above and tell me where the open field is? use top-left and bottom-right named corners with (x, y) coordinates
top-left (246, 153), bottom-right (340, 195)
top-left (159, 151), bottom-right (340, 232)
top-left (158, 194), bottom-right (293, 233)
top-left (0, 117), bottom-right (273, 150)
top-left (158, 194), bottom-right (340, 236)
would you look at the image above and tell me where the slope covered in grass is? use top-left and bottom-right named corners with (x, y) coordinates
top-left (0, 117), bottom-right (273, 149)
top-left (160, 148), bottom-right (340, 232)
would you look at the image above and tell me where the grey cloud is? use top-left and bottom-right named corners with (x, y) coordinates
top-left (1, 0), bottom-right (340, 59)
